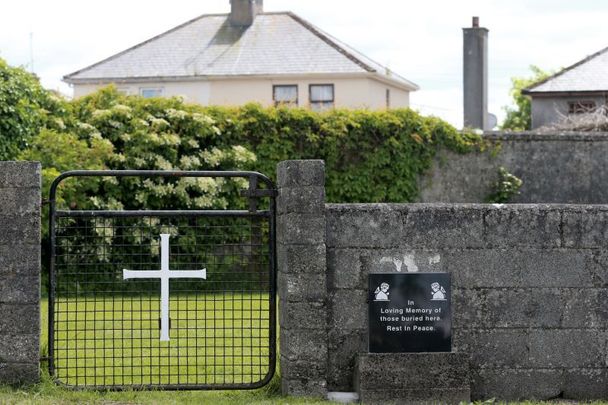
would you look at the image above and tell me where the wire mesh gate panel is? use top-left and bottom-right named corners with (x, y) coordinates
top-left (48, 171), bottom-right (277, 390)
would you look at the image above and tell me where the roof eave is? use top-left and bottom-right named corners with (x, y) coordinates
top-left (523, 89), bottom-right (608, 97)
top-left (371, 72), bottom-right (419, 92)
top-left (65, 72), bottom-right (420, 90)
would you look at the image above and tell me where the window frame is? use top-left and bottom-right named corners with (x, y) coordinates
top-left (568, 100), bottom-right (597, 114)
top-left (273, 85), bottom-right (299, 107)
top-left (309, 84), bottom-right (335, 111)
top-left (139, 87), bottom-right (164, 98)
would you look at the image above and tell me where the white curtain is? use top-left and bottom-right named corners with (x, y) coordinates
top-left (310, 85), bottom-right (333, 102)
top-left (274, 86), bottom-right (297, 103)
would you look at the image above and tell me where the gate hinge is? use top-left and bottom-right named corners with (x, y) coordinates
top-left (41, 198), bottom-right (50, 206)
top-left (239, 189), bottom-right (278, 198)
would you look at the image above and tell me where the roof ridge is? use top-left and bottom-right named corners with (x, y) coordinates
top-left (523, 45), bottom-right (608, 94)
top-left (64, 13), bottom-right (227, 82)
top-left (285, 12), bottom-right (376, 73)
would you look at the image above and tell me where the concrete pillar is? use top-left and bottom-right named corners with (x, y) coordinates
top-left (0, 161), bottom-right (41, 384)
top-left (276, 160), bottom-right (328, 397)
top-left (463, 16), bottom-right (489, 130)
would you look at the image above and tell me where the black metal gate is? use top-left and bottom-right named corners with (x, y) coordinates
top-left (48, 170), bottom-right (277, 390)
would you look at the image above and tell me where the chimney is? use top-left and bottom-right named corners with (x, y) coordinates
top-left (463, 16), bottom-right (489, 130)
top-left (229, 0), bottom-right (263, 26)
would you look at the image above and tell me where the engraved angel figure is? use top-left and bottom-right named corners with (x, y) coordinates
top-left (431, 282), bottom-right (447, 301)
top-left (374, 282), bottom-right (390, 301)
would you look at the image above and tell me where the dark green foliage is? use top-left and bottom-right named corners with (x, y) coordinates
top-left (205, 103), bottom-right (481, 203)
top-left (0, 58), bottom-right (70, 160)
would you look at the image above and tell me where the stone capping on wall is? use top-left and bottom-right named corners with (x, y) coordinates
top-left (0, 161), bottom-right (41, 384)
top-left (482, 130), bottom-right (608, 141)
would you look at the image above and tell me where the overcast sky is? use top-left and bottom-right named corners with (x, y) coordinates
top-left (1, 0), bottom-right (607, 128)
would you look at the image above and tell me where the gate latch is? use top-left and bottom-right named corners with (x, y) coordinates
top-left (240, 175), bottom-right (278, 212)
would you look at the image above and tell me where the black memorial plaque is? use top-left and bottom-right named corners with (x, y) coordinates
top-left (369, 273), bottom-right (451, 353)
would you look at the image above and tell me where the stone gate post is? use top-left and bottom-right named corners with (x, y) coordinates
top-left (276, 160), bottom-right (328, 396)
top-left (0, 162), bottom-right (41, 384)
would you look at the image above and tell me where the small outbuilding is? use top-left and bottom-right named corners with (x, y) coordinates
top-left (523, 46), bottom-right (608, 129)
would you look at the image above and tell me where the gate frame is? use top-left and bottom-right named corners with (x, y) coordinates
top-left (48, 170), bottom-right (277, 391)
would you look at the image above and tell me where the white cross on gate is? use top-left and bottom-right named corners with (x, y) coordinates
top-left (123, 234), bottom-right (207, 342)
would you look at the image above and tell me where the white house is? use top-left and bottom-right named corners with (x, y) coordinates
top-left (63, 0), bottom-right (418, 110)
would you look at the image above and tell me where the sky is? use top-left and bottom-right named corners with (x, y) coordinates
top-left (1, 0), bottom-right (607, 128)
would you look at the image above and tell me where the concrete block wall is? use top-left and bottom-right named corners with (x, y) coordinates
top-left (419, 132), bottom-right (608, 204)
top-left (326, 203), bottom-right (608, 401)
top-left (0, 162), bottom-right (41, 384)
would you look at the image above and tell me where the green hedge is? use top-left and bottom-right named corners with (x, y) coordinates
top-left (23, 86), bottom-right (481, 207)
top-left (202, 101), bottom-right (481, 203)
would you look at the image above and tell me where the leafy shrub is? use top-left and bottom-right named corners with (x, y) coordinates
top-left (0, 58), bottom-right (70, 160)
top-left (205, 103), bottom-right (481, 203)
top-left (486, 167), bottom-right (523, 203)
top-left (23, 86), bottom-right (480, 208)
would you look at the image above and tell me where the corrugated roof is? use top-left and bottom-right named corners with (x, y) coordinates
top-left (525, 46), bottom-right (608, 94)
top-left (64, 12), bottom-right (418, 90)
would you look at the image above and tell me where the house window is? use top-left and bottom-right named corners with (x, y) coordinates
top-left (568, 100), bottom-right (596, 114)
top-left (386, 89), bottom-right (391, 108)
top-left (273, 85), bottom-right (298, 106)
top-left (140, 88), bottom-right (163, 98)
top-left (309, 84), bottom-right (334, 111)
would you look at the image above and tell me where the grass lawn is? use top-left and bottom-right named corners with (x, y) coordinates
top-left (49, 293), bottom-right (273, 388)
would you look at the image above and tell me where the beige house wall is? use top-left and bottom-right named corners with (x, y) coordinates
top-left (73, 81), bottom-right (211, 103)
top-left (71, 76), bottom-right (412, 110)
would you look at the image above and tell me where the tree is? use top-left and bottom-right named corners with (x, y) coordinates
top-left (0, 58), bottom-right (69, 160)
top-left (501, 66), bottom-right (552, 131)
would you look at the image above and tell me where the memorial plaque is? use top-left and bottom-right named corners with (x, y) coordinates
top-left (369, 273), bottom-right (451, 353)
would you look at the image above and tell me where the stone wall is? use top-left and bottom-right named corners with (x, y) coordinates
top-left (325, 203), bottom-right (608, 400)
top-left (419, 131), bottom-right (608, 204)
top-left (277, 160), bottom-right (608, 401)
top-left (0, 162), bottom-right (41, 384)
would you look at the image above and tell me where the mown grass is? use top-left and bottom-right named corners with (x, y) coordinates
top-left (50, 293), bottom-right (272, 388)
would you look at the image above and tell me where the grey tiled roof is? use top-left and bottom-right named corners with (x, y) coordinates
top-left (64, 12), bottom-right (418, 90)
top-left (525, 46), bottom-right (608, 93)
